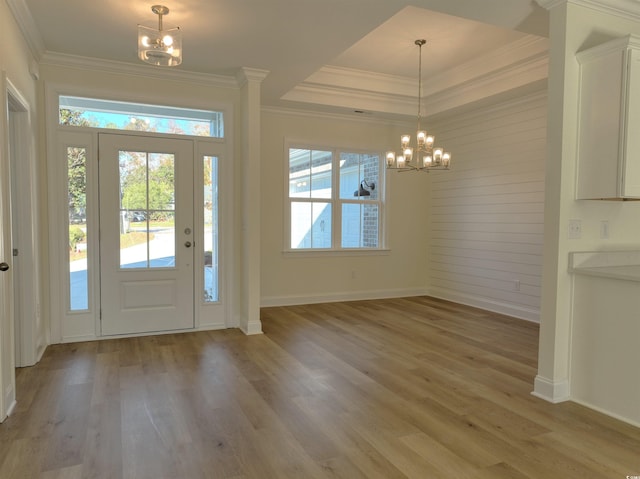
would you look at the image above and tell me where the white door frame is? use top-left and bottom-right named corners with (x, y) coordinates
top-left (48, 129), bottom-right (233, 342)
top-left (45, 85), bottom-right (236, 342)
top-left (0, 74), bottom-right (16, 420)
top-left (6, 79), bottom-right (41, 368)
top-left (0, 74), bottom-right (40, 422)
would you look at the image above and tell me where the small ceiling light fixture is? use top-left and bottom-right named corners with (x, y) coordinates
top-left (386, 40), bottom-right (451, 172)
top-left (138, 5), bottom-right (182, 67)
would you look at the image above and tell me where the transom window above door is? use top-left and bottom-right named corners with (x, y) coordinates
top-left (59, 96), bottom-right (224, 138)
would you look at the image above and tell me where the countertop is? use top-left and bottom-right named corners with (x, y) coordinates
top-left (569, 251), bottom-right (640, 282)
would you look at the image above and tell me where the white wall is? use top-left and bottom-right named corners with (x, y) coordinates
top-left (259, 96), bottom-right (548, 315)
top-left (426, 92), bottom-right (547, 322)
top-left (260, 109), bottom-right (431, 305)
top-left (0, 0), bottom-right (40, 420)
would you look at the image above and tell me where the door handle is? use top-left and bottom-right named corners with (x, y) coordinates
top-left (184, 241), bottom-right (192, 248)
top-left (0, 262), bottom-right (9, 272)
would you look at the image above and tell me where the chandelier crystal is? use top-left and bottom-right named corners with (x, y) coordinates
top-left (138, 5), bottom-right (182, 67)
top-left (386, 39), bottom-right (451, 172)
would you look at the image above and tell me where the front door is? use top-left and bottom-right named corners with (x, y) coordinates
top-left (99, 134), bottom-right (194, 335)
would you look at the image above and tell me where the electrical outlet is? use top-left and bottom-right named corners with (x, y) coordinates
top-left (600, 220), bottom-right (609, 239)
top-left (568, 219), bottom-right (582, 239)
top-left (514, 280), bottom-right (521, 291)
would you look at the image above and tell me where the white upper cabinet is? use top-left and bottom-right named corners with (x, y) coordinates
top-left (577, 35), bottom-right (640, 200)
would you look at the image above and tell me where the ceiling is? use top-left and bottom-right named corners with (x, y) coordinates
top-left (14, 0), bottom-right (550, 121)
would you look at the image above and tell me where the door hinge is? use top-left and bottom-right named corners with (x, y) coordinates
top-left (12, 249), bottom-right (18, 257)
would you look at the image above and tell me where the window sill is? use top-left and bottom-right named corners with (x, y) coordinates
top-left (282, 248), bottom-right (391, 258)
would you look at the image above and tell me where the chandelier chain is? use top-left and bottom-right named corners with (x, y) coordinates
top-left (417, 40), bottom-right (423, 131)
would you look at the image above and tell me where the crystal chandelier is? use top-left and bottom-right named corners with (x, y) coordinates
top-left (386, 40), bottom-right (451, 172)
top-left (138, 5), bottom-right (182, 67)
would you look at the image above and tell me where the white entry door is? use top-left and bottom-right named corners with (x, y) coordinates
top-left (99, 134), bottom-right (195, 335)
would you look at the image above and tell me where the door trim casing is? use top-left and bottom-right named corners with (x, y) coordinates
top-left (44, 83), bottom-right (236, 344)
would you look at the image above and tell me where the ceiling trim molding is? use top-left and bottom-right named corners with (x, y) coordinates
top-left (304, 67), bottom-right (417, 97)
top-left (283, 46), bottom-right (549, 118)
top-left (537, 0), bottom-right (640, 20)
top-left (262, 105), bottom-right (411, 128)
top-left (282, 83), bottom-right (418, 117)
top-left (40, 51), bottom-right (240, 88)
top-left (425, 54), bottom-right (549, 117)
top-left (305, 36), bottom-right (548, 100)
top-left (236, 67), bottom-right (270, 87)
top-left (424, 36), bottom-right (548, 96)
top-left (6, 0), bottom-right (45, 59)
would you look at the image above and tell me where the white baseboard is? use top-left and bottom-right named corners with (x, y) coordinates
top-left (6, 399), bottom-right (17, 417)
top-left (532, 378), bottom-right (640, 427)
top-left (531, 375), bottom-right (570, 403)
top-left (426, 287), bottom-right (540, 323)
top-left (240, 319), bottom-right (263, 335)
top-left (260, 287), bottom-right (428, 308)
top-left (197, 321), bottom-right (227, 332)
top-left (569, 397), bottom-right (640, 429)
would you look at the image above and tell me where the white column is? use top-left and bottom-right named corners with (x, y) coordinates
top-left (236, 67), bottom-right (269, 335)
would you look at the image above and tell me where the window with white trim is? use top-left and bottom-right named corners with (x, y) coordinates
top-left (287, 145), bottom-right (383, 250)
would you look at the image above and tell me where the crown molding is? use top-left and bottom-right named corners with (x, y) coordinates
top-left (425, 54), bottom-right (548, 117)
top-left (236, 67), bottom-right (270, 87)
top-left (262, 105), bottom-right (410, 128)
top-left (283, 38), bottom-right (549, 118)
top-left (304, 66), bottom-right (418, 97)
top-left (282, 83), bottom-right (418, 116)
top-left (537, 0), bottom-right (640, 20)
top-left (536, 0), bottom-right (568, 8)
top-left (40, 51), bottom-right (240, 88)
top-left (423, 36), bottom-right (548, 96)
top-left (6, 0), bottom-right (45, 59)
top-left (576, 33), bottom-right (640, 61)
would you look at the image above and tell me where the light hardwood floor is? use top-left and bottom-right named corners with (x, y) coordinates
top-left (1, 296), bottom-right (639, 478)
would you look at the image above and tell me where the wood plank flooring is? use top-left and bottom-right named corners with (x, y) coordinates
top-left (1, 296), bottom-right (640, 478)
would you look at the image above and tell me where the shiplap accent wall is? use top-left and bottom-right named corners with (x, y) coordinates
top-left (427, 91), bottom-right (547, 322)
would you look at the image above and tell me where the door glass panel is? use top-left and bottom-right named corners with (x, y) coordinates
top-left (150, 212), bottom-right (175, 267)
top-left (203, 156), bottom-right (218, 302)
top-left (118, 150), bottom-right (176, 269)
top-left (68, 146), bottom-right (88, 310)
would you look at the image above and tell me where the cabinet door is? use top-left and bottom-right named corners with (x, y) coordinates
top-left (576, 45), bottom-right (624, 199)
top-left (622, 47), bottom-right (640, 197)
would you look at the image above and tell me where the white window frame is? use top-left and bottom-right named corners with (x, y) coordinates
top-left (284, 140), bottom-right (386, 254)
